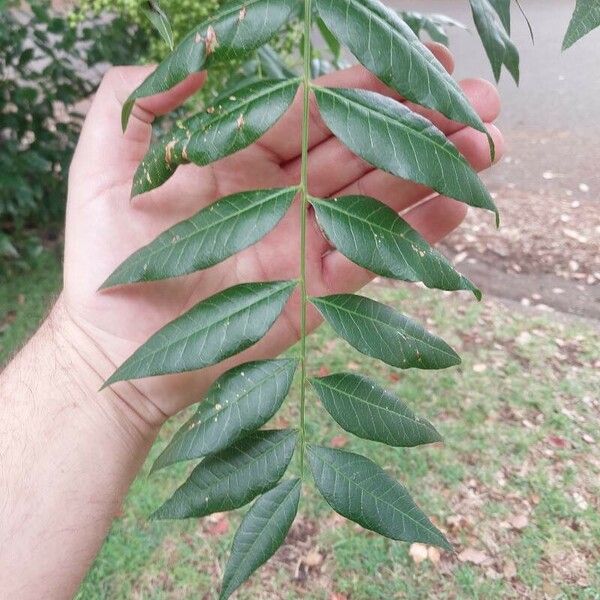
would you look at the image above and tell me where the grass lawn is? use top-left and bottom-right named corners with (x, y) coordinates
top-left (2, 255), bottom-right (599, 599)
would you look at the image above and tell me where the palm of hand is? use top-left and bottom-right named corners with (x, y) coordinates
top-left (62, 56), bottom-right (501, 416)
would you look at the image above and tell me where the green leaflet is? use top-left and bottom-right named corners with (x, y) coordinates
top-left (122, 0), bottom-right (301, 129)
top-left (310, 195), bottom-right (480, 298)
top-left (103, 281), bottom-right (296, 386)
top-left (220, 478), bottom-right (301, 600)
top-left (469, 0), bottom-right (520, 83)
top-left (314, 0), bottom-right (493, 153)
top-left (310, 294), bottom-right (460, 370)
top-left (489, 0), bottom-right (512, 33)
top-left (152, 430), bottom-right (297, 520)
top-left (307, 445), bottom-right (451, 550)
top-left (563, 0), bottom-right (600, 49)
top-left (218, 45), bottom-right (297, 98)
top-left (310, 372), bottom-right (442, 447)
top-left (143, 0), bottom-right (174, 50)
top-left (317, 16), bottom-right (341, 62)
top-left (313, 86), bottom-right (497, 218)
top-left (102, 188), bottom-right (297, 287)
top-left (256, 44), bottom-right (298, 79)
top-left (152, 359), bottom-right (298, 473)
top-left (400, 12), bottom-right (467, 47)
top-left (132, 78), bottom-right (300, 196)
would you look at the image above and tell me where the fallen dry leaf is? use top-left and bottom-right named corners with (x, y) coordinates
top-left (509, 514), bottom-right (529, 531)
top-left (205, 512), bottom-right (229, 536)
top-left (427, 546), bottom-right (441, 564)
top-left (303, 549), bottom-right (324, 568)
top-left (446, 514), bottom-right (468, 532)
top-left (503, 560), bottom-right (517, 579)
top-left (330, 435), bottom-right (348, 448)
top-left (457, 548), bottom-right (491, 565)
top-left (547, 435), bottom-right (570, 449)
top-left (409, 543), bottom-right (429, 564)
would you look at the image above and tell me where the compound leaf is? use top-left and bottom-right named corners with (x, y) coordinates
top-left (314, 0), bottom-right (492, 147)
top-left (152, 359), bottom-right (298, 472)
top-left (104, 281), bottom-right (296, 386)
top-left (310, 372), bottom-right (442, 447)
top-left (132, 78), bottom-right (300, 196)
top-left (102, 188), bottom-right (297, 287)
top-left (122, 0), bottom-right (301, 129)
top-left (310, 294), bottom-right (460, 370)
top-left (563, 0), bottom-right (600, 49)
top-left (152, 430), bottom-right (297, 520)
top-left (220, 478), bottom-right (301, 600)
top-left (314, 86), bottom-right (496, 218)
top-left (307, 445), bottom-right (451, 550)
top-left (310, 195), bottom-right (480, 298)
top-left (470, 0), bottom-right (520, 83)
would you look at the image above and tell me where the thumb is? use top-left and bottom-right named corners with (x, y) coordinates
top-left (71, 65), bottom-right (205, 179)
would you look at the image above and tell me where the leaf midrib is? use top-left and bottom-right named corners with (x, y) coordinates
top-left (313, 377), bottom-right (420, 422)
top-left (198, 78), bottom-right (300, 134)
top-left (131, 188), bottom-right (297, 267)
top-left (192, 0), bottom-right (281, 35)
top-left (125, 283), bottom-right (294, 369)
top-left (310, 448), bottom-right (443, 540)
top-left (312, 296), bottom-right (455, 358)
top-left (312, 197), bottom-right (414, 242)
top-left (225, 480), bottom-right (300, 594)
top-left (316, 86), bottom-right (463, 167)
top-left (188, 432), bottom-right (296, 495)
top-left (329, 0), bottom-right (448, 80)
top-left (194, 360), bottom-right (295, 425)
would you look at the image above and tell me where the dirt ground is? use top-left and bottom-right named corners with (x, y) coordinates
top-left (441, 179), bottom-right (600, 321)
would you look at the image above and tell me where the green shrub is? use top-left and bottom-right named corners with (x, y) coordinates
top-left (0, 1), bottom-right (147, 275)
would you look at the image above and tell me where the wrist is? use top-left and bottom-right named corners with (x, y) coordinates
top-left (0, 297), bottom-right (162, 598)
top-left (49, 297), bottom-right (167, 442)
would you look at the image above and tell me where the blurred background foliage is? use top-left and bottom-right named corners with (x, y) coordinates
top-left (0, 0), bottom-right (148, 276)
top-left (0, 0), bottom-right (303, 278)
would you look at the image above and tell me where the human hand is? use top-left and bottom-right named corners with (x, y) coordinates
top-left (61, 43), bottom-right (503, 425)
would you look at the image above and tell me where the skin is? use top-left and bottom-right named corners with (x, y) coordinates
top-left (0, 43), bottom-right (503, 598)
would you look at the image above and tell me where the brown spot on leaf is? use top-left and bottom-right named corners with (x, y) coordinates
top-left (236, 113), bottom-right (245, 129)
top-left (194, 31), bottom-right (202, 44)
top-left (205, 25), bottom-right (219, 55)
top-left (181, 141), bottom-right (189, 161)
top-left (164, 140), bottom-right (177, 164)
top-left (330, 435), bottom-right (348, 448)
